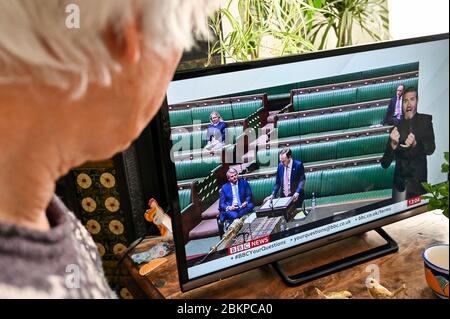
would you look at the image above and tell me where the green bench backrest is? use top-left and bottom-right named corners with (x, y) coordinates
top-left (175, 157), bottom-right (221, 181)
top-left (348, 106), bottom-right (388, 128)
top-left (277, 106), bottom-right (388, 139)
top-left (300, 141), bottom-right (337, 163)
top-left (277, 118), bottom-right (301, 138)
top-left (293, 77), bottom-right (418, 112)
top-left (293, 88), bottom-right (357, 111)
top-left (178, 189), bottom-right (192, 212)
top-left (298, 112), bottom-right (350, 135)
top-left (257, 142), bottom-right (332, 167)
top-left (278, 112), bottom-right (349, 138)
top-left (171, 130), bottom-right (208, 150)
top-left (256, 145), bottom-right (302, 167)
top-left (192, 130), bottom-right (209, 148)
top-left (319, 163), bottom-right (395, 197)
top-left (248, 177), bottom-right (276, 206)
top-left (293, 91), bottom-right (333, 111)
top-left (191, 103), bottom-right (234, 124)
top-left (225, 126), bottom-right (244, 144)
top-left (304, 170), bottom-right (323, 198)
top-left (356, 77), bottom-right (419, 102)
top-left (169, 109), bottom-right (193, 127)
top-left (232, 100), bottom-right (263, 119)
top-left (336, 134), bottom-right (389, 158)
top-left (257, 133), bottom-right (388, 167)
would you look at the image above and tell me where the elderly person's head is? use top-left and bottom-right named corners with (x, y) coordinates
top-left (0, 0), bottom-right (217, 230)
top-left (210, 111), bottom-right (222, 125)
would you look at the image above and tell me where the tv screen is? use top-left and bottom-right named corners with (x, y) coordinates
top-left (164, 34), bottom-right (448, 292)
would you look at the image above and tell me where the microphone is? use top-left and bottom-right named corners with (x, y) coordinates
top-left (197, 217), bottom-right (244, 265)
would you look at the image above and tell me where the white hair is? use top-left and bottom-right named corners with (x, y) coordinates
top-left (0, 0), bottom-right (218, 97)
top-left (226, 167), bottom-right (239, 177)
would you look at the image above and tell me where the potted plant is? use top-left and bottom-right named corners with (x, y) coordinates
top-left (207, 0), bottom-right (390, 65)
top-left (421, 152), bottom-right (449, 218)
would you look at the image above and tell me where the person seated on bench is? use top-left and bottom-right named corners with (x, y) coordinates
top-left (218, 168), bottom-right (254, 233)
top-left (204, 111), bottom-right (227, 150)
top-left (264, 147), bottom-right (306, 208)
top-left (382, 84), bottom-right (405, 126)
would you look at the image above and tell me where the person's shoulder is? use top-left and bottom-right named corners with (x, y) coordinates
top-left (293, 159), bottom-right (303, 166)
top-left (240, 178), bottom-right (250, 185)
top-left (417, 113), bottom-right (432, 121)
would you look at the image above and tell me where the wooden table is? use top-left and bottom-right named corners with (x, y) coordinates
top-left (121, 210), bottom-right (448, 299)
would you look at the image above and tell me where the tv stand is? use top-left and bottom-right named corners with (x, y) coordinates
top-left (271, 227), bottom-right (398, 286)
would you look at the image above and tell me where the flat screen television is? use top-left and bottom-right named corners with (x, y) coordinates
top-left (146, 33), bottom-right (448, 292)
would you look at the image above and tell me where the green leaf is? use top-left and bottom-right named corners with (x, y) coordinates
top-left (438, 183), bottom-right (449, 197)
top-left (428, 199), bottom-right (443, 209)
top-left (421, 182), bottom-right (433, 193)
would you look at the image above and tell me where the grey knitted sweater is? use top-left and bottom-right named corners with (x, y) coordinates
top-left (0, 196), bottom-right (116, 298)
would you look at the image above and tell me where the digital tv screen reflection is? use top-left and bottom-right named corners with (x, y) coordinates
top-left (166, 34), bottom-right (449, 291)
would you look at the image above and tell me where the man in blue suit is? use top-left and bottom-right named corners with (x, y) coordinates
top-left (218, 168), bottom-right (254, 230)
top-left (264, 148), bottom-right (306, 207)
top-left (382, 84), bottom-right (405, 126)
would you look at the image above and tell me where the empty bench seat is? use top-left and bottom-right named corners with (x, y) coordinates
top-left (175, 157), bottom-right (222, 185)
top-left (276, 106), bottom-right (388, 139)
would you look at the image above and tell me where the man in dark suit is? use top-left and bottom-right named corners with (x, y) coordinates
top-left (218, 168), bottom-right (254, 228)
top-left (381, 87), bottom-right (435, 200)
top-left (264, 148), bottom-right (306, 207)
top-left (382, 84), bottom-right (405, 126)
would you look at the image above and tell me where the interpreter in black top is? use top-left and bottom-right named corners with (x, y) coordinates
top-left (381, 87), bottom-right (436, 201)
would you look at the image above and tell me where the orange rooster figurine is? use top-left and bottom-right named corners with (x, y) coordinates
top-left (144, 198), bottom-right (173, 239)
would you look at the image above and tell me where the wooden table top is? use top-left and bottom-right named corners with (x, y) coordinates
top-left (122, 210), bottom-right (448, 299)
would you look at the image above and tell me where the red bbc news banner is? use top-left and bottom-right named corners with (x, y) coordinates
top-left (407, 196), bottom-right (422, 207)
top-left (228, 236), bottom-right (271, 255)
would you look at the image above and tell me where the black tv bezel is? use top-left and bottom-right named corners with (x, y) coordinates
top-left (157, 33), bottom-right (449, 292)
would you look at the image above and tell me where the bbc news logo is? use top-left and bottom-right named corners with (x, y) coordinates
top-left (228, 236), bottom-right (270, 255)
top-left (407, 196), bottom-right (422, 207)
